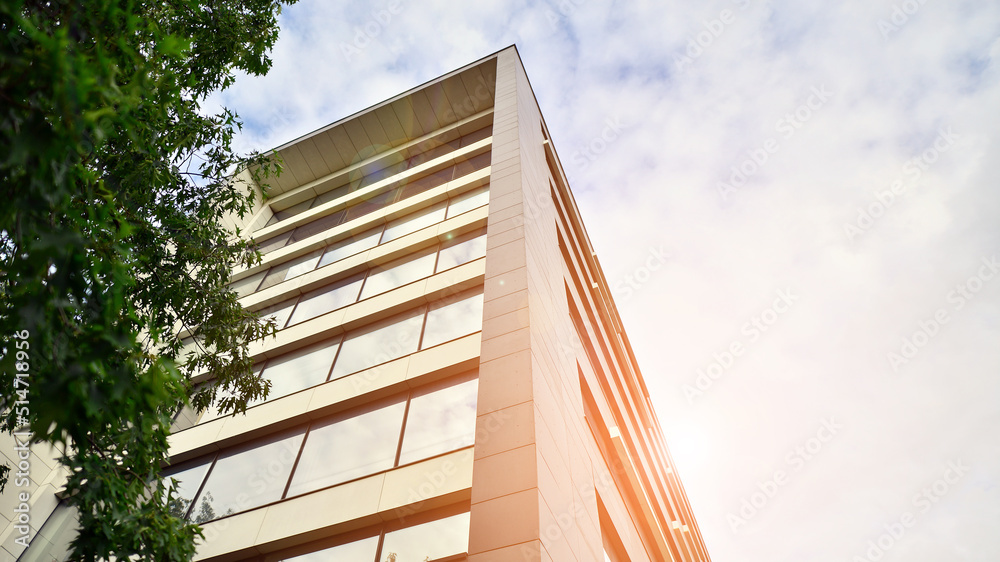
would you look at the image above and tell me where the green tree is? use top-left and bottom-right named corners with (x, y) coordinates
top-left (0, 0), bottom-right (294, 558)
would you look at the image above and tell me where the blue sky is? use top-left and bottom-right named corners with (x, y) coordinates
top-left (209, 1), bottom-right (1000, 559)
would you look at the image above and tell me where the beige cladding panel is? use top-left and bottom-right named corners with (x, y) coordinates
top-left (469, 47), bottom-right (705, 561)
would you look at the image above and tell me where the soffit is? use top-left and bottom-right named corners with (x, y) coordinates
top-left (261, 57), bottom-right (499, 197)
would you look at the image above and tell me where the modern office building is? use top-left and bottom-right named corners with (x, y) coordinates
top-left (8, 45), bottom-right (710, 561)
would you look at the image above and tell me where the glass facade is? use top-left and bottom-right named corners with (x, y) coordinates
top-left (189, 290), bottom-right (483, 426)
top-left (229, 231), bottom-right (487, 335)
top-left (165, 375), bottom-right (478, 524)
top-left (262, 124), bottom-right (491, 228)
top-left (167, 103), bottom-right (494, 562)
top-left (276, 511), bottom-right (470, 562)
top-left (231, 188), bottom-right (489, 297)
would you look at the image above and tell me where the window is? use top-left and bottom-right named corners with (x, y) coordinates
top-left (329, 308), bottom-right (425, 380)
top-left (265, 199), bottom-right (313, 226)
top-left (256, 123), bottom-right (492, 235)
top-left (196, 364), bottom-right (264, 424)
top-left (228, 270), bottom-right (267, 297)
top-left (344, 186), bottom-right (402, 223)
top-left (241, 184), bottom-right (489, 298)
top-left (169, 377), bottom-right (478, 523)
top-left (162, 459), bottom-right (212, 520)
top-left (281, 536), bottom-right (380, 561)
top-left (318, 228), bottom-right (382, 267)
top-left (275, 509), bottom-right (470, 562)
top-left (257, 340), bottom-right (341, 402)
top-left (380, 202), bottom-right (447, 244)
top-left (257, 249), bottom-right (323, 291)
top-left (436, 231), bottom-right (487, 272)
top-left (398, 375), bottom-right (478, 465)
top-left (260, 299), bottom-right (297, 330)
top-left (380, 512), bottom-right (471, 562)
top-left (286, 396), bottom-right (407, 496)
top-left (421, 291), bottom-right (484, 349)
top-left (255, 231), bottom-right (485, 330)
top-left (192, 431), bottom-right (305, 521)
top-left (194, 289), bottom-right (484, 425)
top-left (287, 210), bottom-right (346, 245)
top-left (462, 124), bottom-right (493, 146)
top-left (286, 273), bottom-right (365, 325)
top-left (451, 151), bottom-right (491, 180)
top-left (359, 250), bottom-right (437, 300)
top-left (446, 185), bottom-right (490, 219)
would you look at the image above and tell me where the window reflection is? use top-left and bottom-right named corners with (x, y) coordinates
top-left (436, 232), bottom-right (486, 272)
top-left (247, 183), bottom-right (490, 298)
top-left (359, 251), bottom-right (437, 300)
top-left (329, 308), bottom-right (425, 380)
top-left (255, 230), bottom-right (294, 254)
top-left (260, 124), bottom-right (492, 231)
top-left (287, 274), bottom-right (365, 326)
top-left (380, 512), bottom-right (471, 562)
top-left (345, 187), bottom-right (401, 223)
top-left (281, 536), bottom-right (380, 561)
top-left (259, 340), bottom-right (341, 402)
top-left (446, 185), bottom-right (490, 219)
top-left (265, 199), bottom-right (313, 227)
top-left (288, 210), bottom-right (346, 245)
top-left (228, 270), bottom-right (266, 298)
top-left (421, 291), bottom-right (484, 349)
top-left (192, 431), bottom-right (305, 521)
top-left (398, 376), bottom-right (478, 466)
top-left (311, 181), bottom-right (354, 209)
top-left (380, 203), bottom-right (447, 244)
top-left (173, 376), bottom-right (478, 524)
top-left (286, 397), bottom-right (407, 497)
top-left (258, 249), bottom-right (323, 291)
top-left (318, 228), bottom-right (383, 268)
top-left (451, 152), bottom-right (491, 181)
top-left (260, 299), bottom-right (297, 330)
top-left (198, 364), bottom-right (264, 423)
top-left (200, 285), bottom-right (483, 425)
top-left (162, 460), bottom-right (212, 520)
top-left (461, 124), bottom-right (493, 147)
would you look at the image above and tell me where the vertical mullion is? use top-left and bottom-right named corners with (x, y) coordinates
top-left (356, 263), bottom-right (374, 303)
top-left (281, 425), bottom-right (312, 500)
top-left (183, 454), bottom-right (219, 521)
top-left (326, 337), bottom-right (345, 383)
top-left (392, 392), bottom-right (413, 468)
top-left (432, 242), bottom-right (442, 274)
top-left (373, 531), bottom-right (387, 562)
top-left (284, 293), bottom-right (305, 328)
top-left (415, 305), bottom-right (430, 351)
